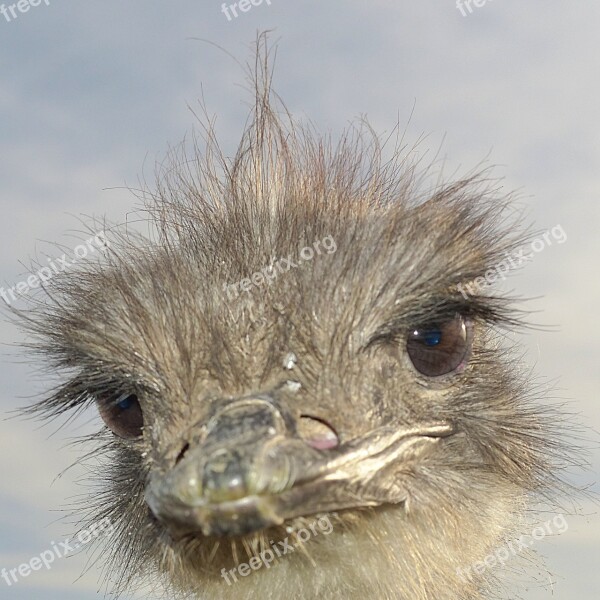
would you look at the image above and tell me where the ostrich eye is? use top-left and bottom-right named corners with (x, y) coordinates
top-left (406, 314), bottom-right (471, 377)
top-left (96, 392), bottom-right (144, 439)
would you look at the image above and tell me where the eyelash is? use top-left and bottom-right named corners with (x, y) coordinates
top-left (366, 304), bottom-right (477, 349)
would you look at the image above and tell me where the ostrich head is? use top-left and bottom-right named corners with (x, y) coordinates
top-left (16, 40), bottom-right (569, 600)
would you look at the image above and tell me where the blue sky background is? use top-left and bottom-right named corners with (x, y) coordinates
top-left (0, 1), bottom-right (598, 598)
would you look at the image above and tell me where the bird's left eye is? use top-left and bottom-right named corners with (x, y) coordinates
top-left (406, 314), bottom-right (472, 377)
top-left (96, 392), bottom-right (144, 439)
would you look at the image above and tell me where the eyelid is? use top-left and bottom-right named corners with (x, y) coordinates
top-left (95, 389), bottom-right (139, 410)
top-left (365, 305), bottom-right (470, 349)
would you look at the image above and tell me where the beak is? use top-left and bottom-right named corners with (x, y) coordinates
top-left (145, 396), bottom-right (454, 537)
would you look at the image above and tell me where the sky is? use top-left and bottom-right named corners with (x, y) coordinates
top-left (0, 1), bottom-right (598, 598)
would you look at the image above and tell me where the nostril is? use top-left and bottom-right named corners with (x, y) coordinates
top-left (174, 442), bottom-right (190, 466)
top-left (298, 415), bottom-right (340, 450)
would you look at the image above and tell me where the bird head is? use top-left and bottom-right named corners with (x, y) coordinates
top-left (17, 40), bottom-right (569, 600)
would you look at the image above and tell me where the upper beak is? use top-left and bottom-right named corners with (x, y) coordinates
top-left (145, 396), bottom-right (454, 537)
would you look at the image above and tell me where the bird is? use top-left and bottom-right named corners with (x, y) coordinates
top-left (16, 35), bottom-right (572, 600)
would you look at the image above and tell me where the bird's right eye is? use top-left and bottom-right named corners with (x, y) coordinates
top-left (406, 314), bottom-right (472, 377)
top-left (96, 392), bottom-right (144, 439)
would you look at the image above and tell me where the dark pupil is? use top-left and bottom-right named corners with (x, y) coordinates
top-left (117, 395), bottom-right (135, 410)
top-left (421, 329), bottom-right (442, 346)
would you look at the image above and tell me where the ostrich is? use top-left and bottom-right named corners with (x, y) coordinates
top-left (14, 38), bottom-right (571, 600)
